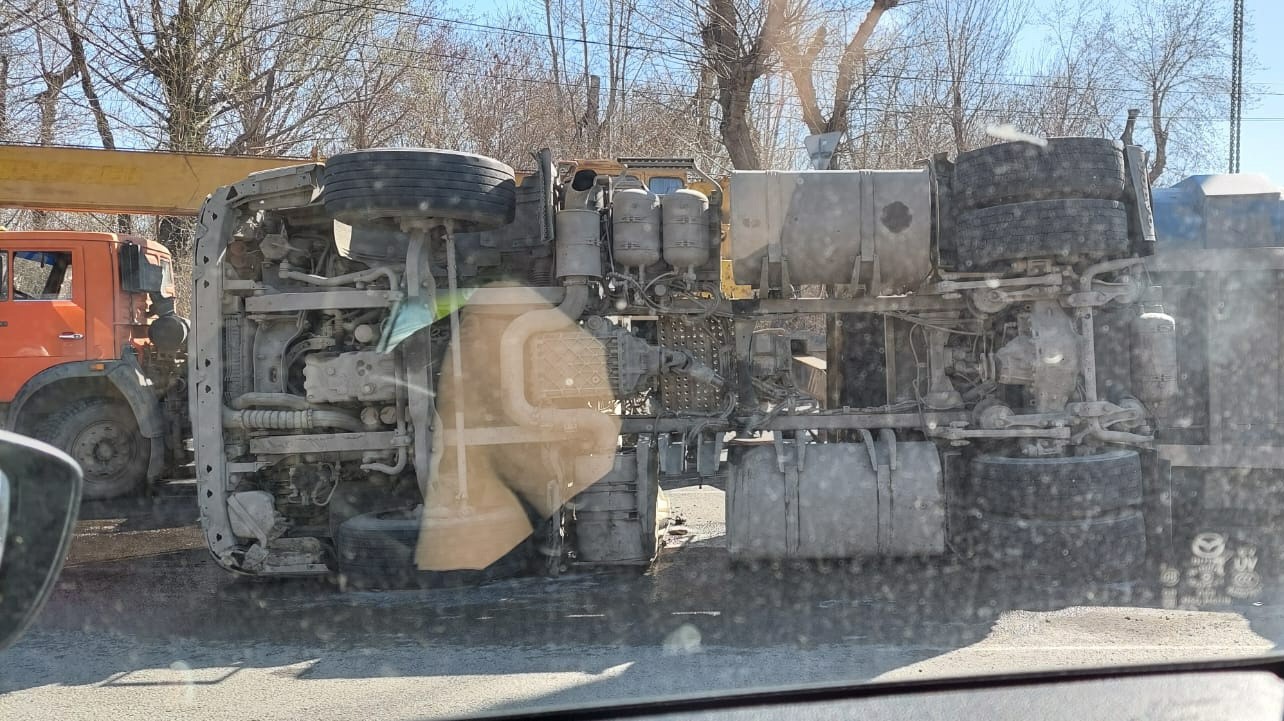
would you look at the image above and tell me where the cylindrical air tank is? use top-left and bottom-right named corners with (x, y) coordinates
top-left (555, 209), bottom-right (603, 279)
top-left (611, 188), bottom-right (662, 269)
top-left (661, 188), bottom-right (710, 272)
top-left (1131, 309), bottom-right (1178, 417)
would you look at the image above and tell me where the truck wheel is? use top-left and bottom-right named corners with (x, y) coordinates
top-left (321, 149), bottom-right (517, 229)
top-left (954, 137), bottom-right (1127, 210)
top-left (957, 509), bottom-right (1147, 582)
top-left (966, 450), bottom-right (1144, 519)
top-left (34, 398), bottom-right (148, 500)
top-left (954, 198), bottom-right (1130, 270)
top-left (334, 509), bottom-right (529, 589)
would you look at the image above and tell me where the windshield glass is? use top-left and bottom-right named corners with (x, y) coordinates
top-left (0, 0), bottom-right (1280, 719)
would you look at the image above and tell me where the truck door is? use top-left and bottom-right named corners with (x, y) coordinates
top-left (0, 246), bottom-right (87, 402)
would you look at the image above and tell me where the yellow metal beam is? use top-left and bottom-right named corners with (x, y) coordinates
top-left (0, 145), bottom-right (313, 216)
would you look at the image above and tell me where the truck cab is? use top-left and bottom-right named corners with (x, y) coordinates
top-left (0, 231), bottom-right (189, 499)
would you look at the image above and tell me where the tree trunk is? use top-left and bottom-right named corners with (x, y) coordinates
top-left (543, 0), bottom-right (565, 116)
top-left (701, 0), bottom-right (780, 170)
top-left (33, 62), bottom-right (77, 230)
top-left (719, 80), bottom-right (761, 170)
top-left (1148, 90), bottom-right (1168, 184)
top-left (56, 0), bottom-right (130, 232)
top-left (950, 81), bottom-right (967, 153)
top-left (0, 54), bottom-right (8, 141)
top-left (582, 74), bottom-right (601, 154)
top-left (779, 1), bottom-right (897, 145)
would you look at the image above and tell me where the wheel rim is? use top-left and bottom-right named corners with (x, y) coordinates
top-left (69, 419), bottom-right (138, 482)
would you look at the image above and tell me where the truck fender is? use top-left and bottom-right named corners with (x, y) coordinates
top-left (6, 358), bottom-right (168, 481)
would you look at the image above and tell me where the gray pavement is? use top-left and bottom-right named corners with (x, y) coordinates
top-left (2, 484), bottom-right (1282, 720)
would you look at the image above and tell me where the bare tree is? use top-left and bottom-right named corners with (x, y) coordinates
top-left (698, 0), bottom-right (794, 169)
top-left (454, 30), bottom-right (569, 167)
top-left (917, 0), bottom-right (1025, 153)
top-left (53, 0), bottom-right (129, 231)
top-left (776, 0), bottom-right (898, 144)
top-left (29, 12), bottom-right (75, 229)
top-left (70, 0), bottom-right (395, 154)
top-left (218, 3), bottom-right (409, 155)
top-left (541, 0), bottom-right (568, 115)
top-left (0, 49), bottom-right (9, 141)
top-left (1111, 0), bottom-right (1230, 183)
top-left (31, 34), bottom-right (73, 147)
top-left (1017, 0), bottom-right (1123, 139)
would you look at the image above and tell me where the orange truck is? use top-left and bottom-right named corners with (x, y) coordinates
top-left (0, 232), bottom-right (189, 498)
top-left (0, 145), bottom-right (313, 499)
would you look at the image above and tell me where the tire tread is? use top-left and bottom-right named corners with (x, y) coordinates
top-left (955, 137), bottom-right (1126, 209)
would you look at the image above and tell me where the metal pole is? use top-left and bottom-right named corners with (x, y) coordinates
top-left (1230, 0), bottom-right (1245, 173)
top-left (443, 223), bottom-right (468, 505)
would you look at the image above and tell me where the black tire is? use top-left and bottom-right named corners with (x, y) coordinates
top-left (955, 137), bottom-right (1126, 210)
top-left (321, 149), bottom-right (517, 228)
top-left (954, 198), bottom-right (1130, 269)
top-left (967, 450), bottom-right (1144, 519)
top-left (334, 509), bottom-right (529, 590)
top-left (957, 509), bottom-right (1147, 581)
top-left (33, 398), bottom-right (148, 500)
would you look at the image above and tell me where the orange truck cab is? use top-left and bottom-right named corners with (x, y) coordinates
top-left (0, 231), bottom-right (190, 499)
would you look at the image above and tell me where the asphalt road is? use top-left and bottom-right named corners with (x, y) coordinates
top-left (2, 483), bottom-right (1283, 721)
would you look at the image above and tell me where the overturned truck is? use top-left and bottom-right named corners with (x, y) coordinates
top-left (190, 137), bottom-right (1172, 581)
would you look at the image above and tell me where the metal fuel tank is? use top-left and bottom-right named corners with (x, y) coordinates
top-left (729, 169), bottom-right (931, 294)
top-left (727, 439), bottom-right (945, 559)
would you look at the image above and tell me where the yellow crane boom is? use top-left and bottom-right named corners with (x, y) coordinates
top-left (0, 145), bottom-right (314, 216)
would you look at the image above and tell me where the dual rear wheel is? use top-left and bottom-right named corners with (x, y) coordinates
top-left (951, 137), bottom-right (1134, 270)
top-left (954, 450), bottom-right (1147, 581)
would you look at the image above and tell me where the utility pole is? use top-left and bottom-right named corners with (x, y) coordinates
top-left (1230, 0), bottom-right (1244, 173)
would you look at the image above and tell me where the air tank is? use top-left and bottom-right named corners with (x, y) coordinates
top-left (1131, 309), bottom-right (1178, 417)
top-left (661, 188), bottom-right (710, 271)
top-left (555, 209), bottom-right (603, 279)
top-left (611, 188), bottom-right (662, 269)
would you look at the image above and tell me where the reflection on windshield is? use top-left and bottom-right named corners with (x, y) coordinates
top-left (0, 0), bottom-right (1275, 718)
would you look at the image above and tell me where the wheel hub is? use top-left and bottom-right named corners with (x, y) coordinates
top-left (72, 421), bottom-right (135, 478)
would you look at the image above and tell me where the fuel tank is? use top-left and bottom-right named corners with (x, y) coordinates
top-left (726, 440), bottom-right (945, 559)
top-left (728, 169), bottom-right (932, 295)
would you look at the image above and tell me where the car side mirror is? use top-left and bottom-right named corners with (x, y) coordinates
top-left (0, 430), bottom-right (82, 650)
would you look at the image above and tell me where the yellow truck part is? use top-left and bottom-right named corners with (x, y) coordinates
top-left (0, 145), bottom-right (315, 216)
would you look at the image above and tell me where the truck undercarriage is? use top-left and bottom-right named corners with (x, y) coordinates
top-left (191, 138), bottom-right (1173, 582)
